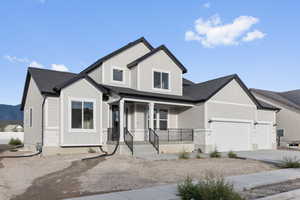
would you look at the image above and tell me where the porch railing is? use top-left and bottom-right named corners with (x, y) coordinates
top-left (149, 128), bottom-right (159, 154)
top-left (124, 128), bottom-right (134, 155)
top-left (107, 128), bottom-right (119, 142)
top-left (156, 128), bottom-right (194, 142)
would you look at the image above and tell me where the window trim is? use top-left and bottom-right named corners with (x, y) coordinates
top-left (154, 108), bottom-right (169, 130)
top-left (111, 67), bottom-right (125, 84)
top-left (68, 97), bottom-right (97, 133)
top-left (152, 69), bottom-right (171, 91)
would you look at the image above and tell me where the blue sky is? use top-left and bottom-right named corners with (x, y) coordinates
top-left (0, 0), bottom-right (300, 105)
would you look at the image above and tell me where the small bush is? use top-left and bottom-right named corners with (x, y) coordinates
top-left (228, 151), bottom-right (237, 158)
top-left (178, 174), bottom-right (244, 200)
top-left (196, 153), bottom-right (202, 159)
top-left (280, 156), bottom-right (300, 168)
top-left (210, 149), bottom-right (221, 158)
top-left (179, 150), bottom-right (190, 159)
top-left (88, 148), bottom-right (96, 153)
top-left (8, 138), bottom-right (22, 146)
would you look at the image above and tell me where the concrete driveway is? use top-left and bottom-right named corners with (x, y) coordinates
top-left (236, 150), bottom-right (300, 164)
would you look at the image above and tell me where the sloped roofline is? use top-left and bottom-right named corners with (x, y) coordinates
top-left (127, 45), bottom-right (188, 74)
top-left (80, 37), bottom-right (154, 74)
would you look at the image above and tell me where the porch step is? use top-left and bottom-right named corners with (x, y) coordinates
top-left (133, 142), bottom-right (158, 158)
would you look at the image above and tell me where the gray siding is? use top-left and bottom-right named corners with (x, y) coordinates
top-left (253, 92), bottom-right (300, 142)
top-left (61, 79), bottom-right (103, 146)
top-left (102, 43), bottom-right (151, 87)
top-left (177, 103), bottom-right (205, 129)
top-left (44, 97), bottom-right (60, 146)
top-left (24, 77), bottom-right (44, 146)
top-left (136, 50), bottom-right (183, 96)
top-left (88, 67), bottom-right (102, 84)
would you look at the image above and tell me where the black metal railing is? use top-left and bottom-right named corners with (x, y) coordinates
top-left (149, 128), bottom-right (159, 154)
top-left (156, 128), bottom-right (194, 142)
top-left (124, 128), bottom-right (134, 155)
top-left (107, 128), bottom-right (119, 142)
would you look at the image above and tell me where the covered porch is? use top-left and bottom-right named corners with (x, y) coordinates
top-left (106, 98), bottom-right (194, 153)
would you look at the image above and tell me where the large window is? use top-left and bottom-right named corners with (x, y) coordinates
top-left (71, 100), bottom-right (94, 130)
top-left (113, 68), bottom-right (123, 82)
top-left (158, 109), bottom-right (168, 130)
top-left (154, 71), bottom-right (169, 89)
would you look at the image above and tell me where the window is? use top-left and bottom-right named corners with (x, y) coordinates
top-left (71, 101), bottom-right (94, 130)
top-left (153, 71), bottom-right (169, 89)
top-left (29, 108), bottom-right (32, 127)
top-left (113, 68), bottom-right (123, 82)
top-left (158, 109), bottom-right (168, 130)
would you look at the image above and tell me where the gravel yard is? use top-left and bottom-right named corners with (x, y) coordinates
top-left (0, 153), bottom-right (275, 200)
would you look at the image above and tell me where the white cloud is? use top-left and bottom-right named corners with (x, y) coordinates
top-left (242, 30), bottom-right (266, 42)
top-left (3, 55), bottom-right (30, 63)
top-left (29, 61), bottom-right (44, 68)
top-left (51, 64), bottom-right (69, 72)
top-left (185, 14), bottom-right (266, 47)
top-left (203, 2), bottom-right (210, 8)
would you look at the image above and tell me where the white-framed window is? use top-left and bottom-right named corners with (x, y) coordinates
top-left (70, 99), bottom-right (95, 131)
top-left (112, 68), bottom-right (124, 82)
top-left (151, 108), bottom-right (168, 130)
top-left (153, 71), bottom-right (169, 90)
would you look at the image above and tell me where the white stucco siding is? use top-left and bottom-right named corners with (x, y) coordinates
top-left (177, 103), bottom-right (205, 129)
top-left (102, 43), bottom-right (151, 87)
top-left (88, 67), bottom-right (102, 84)
top-left (253, 93), bottom-right (300, 142)
top-left (60, 79), bottom-right (103, 146)
top-left (137, 50), bottom-right (183, 96)
top-left (24, 77), bottom-right (44, 146)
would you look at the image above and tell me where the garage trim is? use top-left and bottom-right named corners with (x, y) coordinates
top-left (209, 117), bottom-right (253, 124)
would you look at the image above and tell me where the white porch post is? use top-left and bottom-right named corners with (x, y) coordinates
top-left (149, 102), bottom-right (154, 130)
top-left (119, 99), bottom-right (124, 142)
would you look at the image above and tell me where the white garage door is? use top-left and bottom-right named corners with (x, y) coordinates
top-left (255, 124), bottom-right (271, 149)
top-left (212, 121), bottom-right (251, 152)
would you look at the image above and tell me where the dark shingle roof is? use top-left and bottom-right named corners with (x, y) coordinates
top-left (127, 45), bottom-right (188, 73)
top-left (80, 37), bottom-right (153, 74)
top-left (251, 88), bottom-right (300, 111)
top-left (183, 78), bottom-right (194, 86)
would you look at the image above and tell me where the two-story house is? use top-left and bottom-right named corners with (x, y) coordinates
top-left (20, 37), bottom-right (279, 155)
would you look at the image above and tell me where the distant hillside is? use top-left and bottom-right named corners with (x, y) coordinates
top-left (0, 104), bottom-right (23, 120)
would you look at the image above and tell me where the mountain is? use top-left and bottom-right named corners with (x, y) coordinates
top-left (0, 104), bottom-right (23, 120)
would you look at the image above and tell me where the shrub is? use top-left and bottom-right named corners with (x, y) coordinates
top-left (280, 156), bottom-right (300, 168)
top-left (178, 174), bottom-right (244, 200)
top-left (8, 138), bottom-right (22, 146)
top-left (196, 153), bottom-right (202, 159)
top-left (210, 149), bottom-right (221, 158)
top-left (179, 150), bottom-right (190, 159)
top-left (228, 151), bottom-right (237, 158)
top-left (88, 148), bottom-right (96, 153)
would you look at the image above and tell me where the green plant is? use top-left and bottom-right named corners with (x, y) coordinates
top-left (210, 149), bottom-right (221, 158)
top-left (88, 148), bottom-right (96, 153)
top-left (196, 153), bottom-right (202, 159)
top-left (179, 150), bottom-right (190, 159)
top-left (178, 174), bottom-right (244, 200)
top-left (228, 151), bottom-right (237, 158)
top-left (280, 156), bottom-right (300, 168)
top-left (8, 138), bottom-right (22, 146)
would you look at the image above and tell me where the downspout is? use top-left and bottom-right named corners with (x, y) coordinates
top-left (0, 96), bottom-right (46, 158)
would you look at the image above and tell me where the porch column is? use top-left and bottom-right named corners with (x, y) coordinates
top-left (149, 102), bottom-right (154, 129)
top-left (119, 99), bottom-right (124, 142)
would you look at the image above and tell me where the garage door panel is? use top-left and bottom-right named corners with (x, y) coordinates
top-left (212, 121), bottom-right (251, 152)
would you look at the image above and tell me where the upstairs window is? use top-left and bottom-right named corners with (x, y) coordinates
top-left (113, 68), bottom-right (123, 82)
top-left (153, 71), bottom-right (169, 89)
top-left (71, 100), bottom-right (94, 130)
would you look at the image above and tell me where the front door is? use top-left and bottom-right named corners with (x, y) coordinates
top-left (111, 105), bottom-right (119, 140)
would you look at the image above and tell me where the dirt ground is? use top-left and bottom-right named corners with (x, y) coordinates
top-left (0, 153), bottom-right (275, 200)
top-left (242, 178), bottom-right (300, 199)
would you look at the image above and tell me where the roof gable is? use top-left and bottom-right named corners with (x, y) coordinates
top-left (127, 45), bottom-right (188, 73)
top-left (80, 37), bottom-right (154, 74)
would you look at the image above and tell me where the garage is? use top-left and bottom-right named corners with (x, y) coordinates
top-left (254, 123), bottom-right (272, 150)
top-left (211, 121), bottom-right (251, 152)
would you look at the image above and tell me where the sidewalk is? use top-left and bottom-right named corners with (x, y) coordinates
top-left (256, 189), bottom-right (300, 200)
top-left (66, 168), bottom-right (300, 200)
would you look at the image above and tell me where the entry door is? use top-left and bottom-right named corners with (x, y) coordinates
top-left (111, 105), bottom-right (120, 140)
top-left (255, 124), bottom-right (271, 149)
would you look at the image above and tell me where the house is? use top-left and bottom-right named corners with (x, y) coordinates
top-left (251, 88), bottom-right (300, 146)
top-left (0, 120), bottom-right (23, 132)
top-left (20, 37), bottom-right (279, 155)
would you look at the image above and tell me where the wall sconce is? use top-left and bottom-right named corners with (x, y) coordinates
top-left (273, 123), bottom-right (278, 127)
top-left (254, 122), bottom-right (258, 125)
top-left (208, 120), bottom-right (212, 123)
